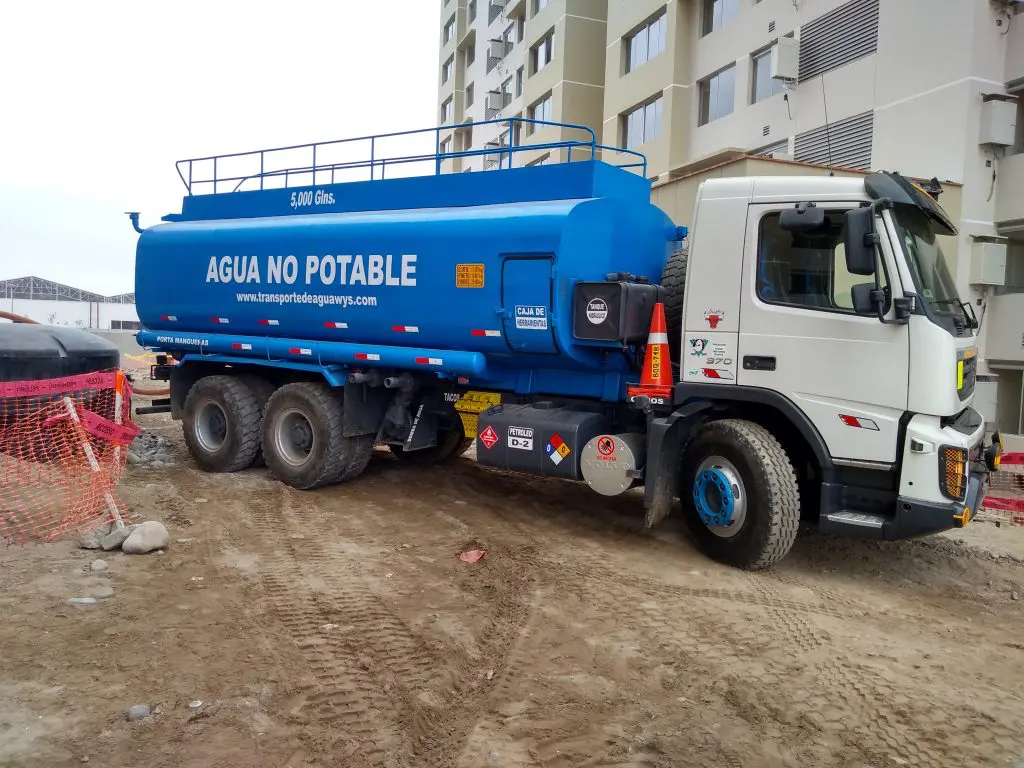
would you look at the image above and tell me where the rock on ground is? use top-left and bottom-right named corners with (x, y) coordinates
top-left (126, 704), bottom-right (151, 722)
top-left (93, 585), bottom-right (115, 600)
top-left (100, 528), bottom-right (131, 551)
top-left (89, 559), bottom-right (108, 572)
top-left (128, 432), bottom-right (174, 467)
top-left (122, 522), bottom-right (170, 555)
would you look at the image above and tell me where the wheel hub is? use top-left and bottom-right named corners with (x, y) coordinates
top-left (692, 456), bottom-right (746, 538)
top-left (275, 409), bottom-right (316, 467)
top-left (195, 402), bottom-right (228, 452)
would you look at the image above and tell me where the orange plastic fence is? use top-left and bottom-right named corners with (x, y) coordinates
top-left (0, 369), bottom-right (139, 544)
top-left (980, 452), bottom-right (1024, 525)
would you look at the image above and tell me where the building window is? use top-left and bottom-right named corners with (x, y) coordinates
top-left (516, 18), bottom-right (525, 42)
top-left (757, 210), bottom-right (887, 312)
top-left (466, 82), bottom-right (475, 107)
top-left (516, 66), bottom-right (524, 97)
top-left (750, 48), bottom-right (784, 103)
top-left (466, 45), bottom-right (475, 66)
top-left (531, 31), bottom-right (554, 74)
top-left (529, 93), bottom-right (553, 127)
top-left (698, 65), bottom-right (735, 125)
top-left (533, 0), bottom-right (549, 14)
top-left (500, 76), bottom-right (513, 104)
top-left (440, 137), bottom-right (452, 156)
top-left (442, 97), bottom-right (454, 123)
top-left (503, 23), bottom-right (516, 49)
top-left (442, 56), bottom-right (454, 84)
top-left (443, 15), bottom-right (456, 44)
top-left (626, 11), bottom-right (667, 74)
top-left (701, 0), bottom-right (739, 36)
top-left (469, 0), bottom-right (477, 22)
top-left (527, 153), bottom-right (552, 166)
top-left (623, 95), bottom-right (664, 149)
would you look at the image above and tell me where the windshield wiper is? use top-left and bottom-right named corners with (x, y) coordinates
top-left (929, 298), bottom-right (978, 331)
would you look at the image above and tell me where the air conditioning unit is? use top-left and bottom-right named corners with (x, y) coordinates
top-left (488, 39), bottom-right (508, 60)
top-left (771, 37), bottom-right (799, 81)
top-left (980, 95), bottom-right (1017, 146)
top-left (485, 91), bottom-right (506, 112)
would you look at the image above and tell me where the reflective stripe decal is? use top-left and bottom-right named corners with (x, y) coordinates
top-left (323, 322), bottom-right (349, 329)
top-left (471, 330), bottom-right (501, 337)
top-left (289, 347), bottom-right (313, 356)
top-left (160, 315), bottom-right (178, 322)
top-left (415, 357), bottom-right (443, 366)
top-left (210, 317), bottom-right (230, 324)
top-left (392, 326), bottom-right (420, 333)
top-left (231, 343), bottom-right (253, 351)
top-left (355, 353), bottom-right (381, 361)
top-left (647, 332), bottom-right (669, 344)
top-left (258, 319), bottom-right (280, 326)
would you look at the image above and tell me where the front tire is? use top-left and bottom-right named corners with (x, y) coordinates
top-left (262, 382), bottom-right (374, 490)
top-left (182, 376), bottom-right (262, 473)
top-left (680, 419), bottom-right (800, 570)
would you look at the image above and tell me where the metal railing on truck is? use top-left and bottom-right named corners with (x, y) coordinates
top-left (174, 117), bottom-right (648, 196)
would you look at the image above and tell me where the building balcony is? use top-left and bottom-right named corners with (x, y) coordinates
top-left (996, 152), bottom-right (1024, 227)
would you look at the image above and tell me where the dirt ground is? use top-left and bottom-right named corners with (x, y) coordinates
top-left (2, 414), bottom-right (1024, 768)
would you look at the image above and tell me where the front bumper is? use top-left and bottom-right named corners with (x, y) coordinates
top-left (888, 466), bottom-right (989, 539)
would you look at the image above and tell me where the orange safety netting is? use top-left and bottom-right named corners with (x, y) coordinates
top-left (0, 369), bottom-right (139, 544)
top-left (979, 452), bottom-right (1024, 526)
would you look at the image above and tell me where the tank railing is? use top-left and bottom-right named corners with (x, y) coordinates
top-left (175, 117), bottom-right (647, 196)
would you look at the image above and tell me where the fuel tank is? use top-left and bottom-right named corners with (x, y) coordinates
top-left (135, 162), bottom-right (677, 399)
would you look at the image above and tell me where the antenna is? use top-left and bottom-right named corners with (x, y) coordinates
top-left (820, 77), bottom-right (834, 176)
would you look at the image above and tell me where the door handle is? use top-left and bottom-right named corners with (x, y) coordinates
top-left (743, 356), bottom-right (776, 371)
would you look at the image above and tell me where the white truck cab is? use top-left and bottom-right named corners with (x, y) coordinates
top-left (663, 170), bottom-right (1001, 547)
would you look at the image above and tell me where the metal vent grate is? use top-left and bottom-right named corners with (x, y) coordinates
top-left (798, 0), bottom-right (879, 83)
top-left (768, 20), bottom-right (776, 33)
top-left (794, 110), bottom-right (874, 170)
top-left (763, 125), bottom-right (770, 136)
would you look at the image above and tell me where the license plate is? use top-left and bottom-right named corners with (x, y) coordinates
top-left (455, 391), bottom-right (501, 438)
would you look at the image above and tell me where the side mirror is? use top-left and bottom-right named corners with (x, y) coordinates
top-left (851, 282), bottom-right (891, 317)
top-left (780, 202), bottom-right (826, 232)
top-left (844, 207), bottom-right (878, 276)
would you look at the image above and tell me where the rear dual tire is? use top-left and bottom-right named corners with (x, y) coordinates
top-left (680, 419), bottom-right (800, 570)
top-left (261, 382), bottom-right (374, 490)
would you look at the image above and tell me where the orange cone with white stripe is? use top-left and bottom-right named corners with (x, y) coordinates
top-left (627, 302), bottom-right (673, 400)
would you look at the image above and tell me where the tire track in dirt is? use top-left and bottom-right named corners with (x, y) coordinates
top-left (246, 481), bottom-right (538, 767)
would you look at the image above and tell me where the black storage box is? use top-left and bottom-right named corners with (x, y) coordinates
top-left (475, 403), bottom-right (612, 481)
top-left (573, 281), bottom-right (664, 344)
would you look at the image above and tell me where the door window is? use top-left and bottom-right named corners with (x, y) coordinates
top-left (756, 209), bottom-right (887, 312)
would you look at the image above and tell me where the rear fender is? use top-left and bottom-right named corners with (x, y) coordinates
top-left (643, 401), bottom-right (713, 528)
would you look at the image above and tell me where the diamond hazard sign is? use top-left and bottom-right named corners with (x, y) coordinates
top-left (479, 425), bottom-right (499, 450)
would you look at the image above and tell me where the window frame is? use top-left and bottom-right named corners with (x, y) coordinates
top-left (466, 81), bottom-right (475, 107)
top-left (533, 0), bottom-right (549, 14)
top-left (698, 64), bottom-right (736, 126)
top-left (701, 0), bottom-right (739, 37)
top-left (626, 10), bottom-right (667, 74)
top-left (442, 55), bottom-right (454, 84)
top-left (528, 93), bottom-right (553, 128)
top-left (750, 45), bottom-right (785, 104)
top-left (441, 97), bottom-right (454, 123)
top-left (515, 65), bottom-right (525, 97)
top-left (754, 206), bottom-right (892, 315)
top-left (531, 30), bottom-right (555, 74)
top-left (443, 15), bottom-right (456, 44)
top-left (622, 94), bottom-right (664, 150)
top-left (468, 0), bottom-right (477, 22)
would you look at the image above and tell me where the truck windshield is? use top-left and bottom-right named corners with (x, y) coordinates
top-left (890, 203), bottom-right (962, 318)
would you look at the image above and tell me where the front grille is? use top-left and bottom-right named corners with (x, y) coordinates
top-left (939, 445), bottom-right (967, 501)
top-left (957, 353), bottom-right (976, 401)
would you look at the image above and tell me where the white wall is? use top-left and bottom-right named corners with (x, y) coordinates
top-left (1, 299), bottom-right (138, 329)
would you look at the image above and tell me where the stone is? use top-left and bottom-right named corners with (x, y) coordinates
top-left (68, 597), bottom-right (97, 606)
top-left (122, 521), bottom-right (170, 555)
top-left (126, 704), bottom-right (151, 722)
top-left (100, 527), bottom-right (131, 551)
top-left (90, 559), bottom-right (108, 572)
top-left (79, 530), bottom-right (105, 550)
top-left (126, 451), bottom-right (142, 466)
top-left (93, 585), bottom-right (115, 600)
top-left (1012, 591), bottom-right (1020, 602)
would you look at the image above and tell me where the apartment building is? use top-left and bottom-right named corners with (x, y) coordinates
top-left (437, 0), bottom-right (1024, 437)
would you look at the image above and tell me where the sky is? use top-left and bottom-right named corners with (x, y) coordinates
top-left (0, 0), bottom-right (441, 296)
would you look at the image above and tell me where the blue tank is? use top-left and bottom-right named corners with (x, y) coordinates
top-left (136, 140), bottom-right (678, 401)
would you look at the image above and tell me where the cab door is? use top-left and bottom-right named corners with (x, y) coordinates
top-left (735, 203), bottom-right (910, 463)
top-left (501, 255), bottom-right (558, 354)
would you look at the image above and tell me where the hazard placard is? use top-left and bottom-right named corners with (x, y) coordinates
top-left (479, 425), bottom-right (499, 450)
top-left (455, 390), bottom-right (501, 438)
top-left (456, 263), bottom-right (485, 288)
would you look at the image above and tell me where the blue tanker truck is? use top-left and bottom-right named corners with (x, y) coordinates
top-left (132, 118), bottom-right (1002, 569)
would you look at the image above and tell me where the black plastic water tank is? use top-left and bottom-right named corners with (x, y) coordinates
top-left (0, 324), bottom-right (120, 382)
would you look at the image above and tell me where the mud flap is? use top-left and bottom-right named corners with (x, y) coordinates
top-left (343, 381), bottom-right (390, 438)
top-left (643, 401), bottom-right (712, 529)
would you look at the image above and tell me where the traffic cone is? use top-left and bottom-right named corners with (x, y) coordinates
top-left (627, 302), bottom-right (673, 401)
